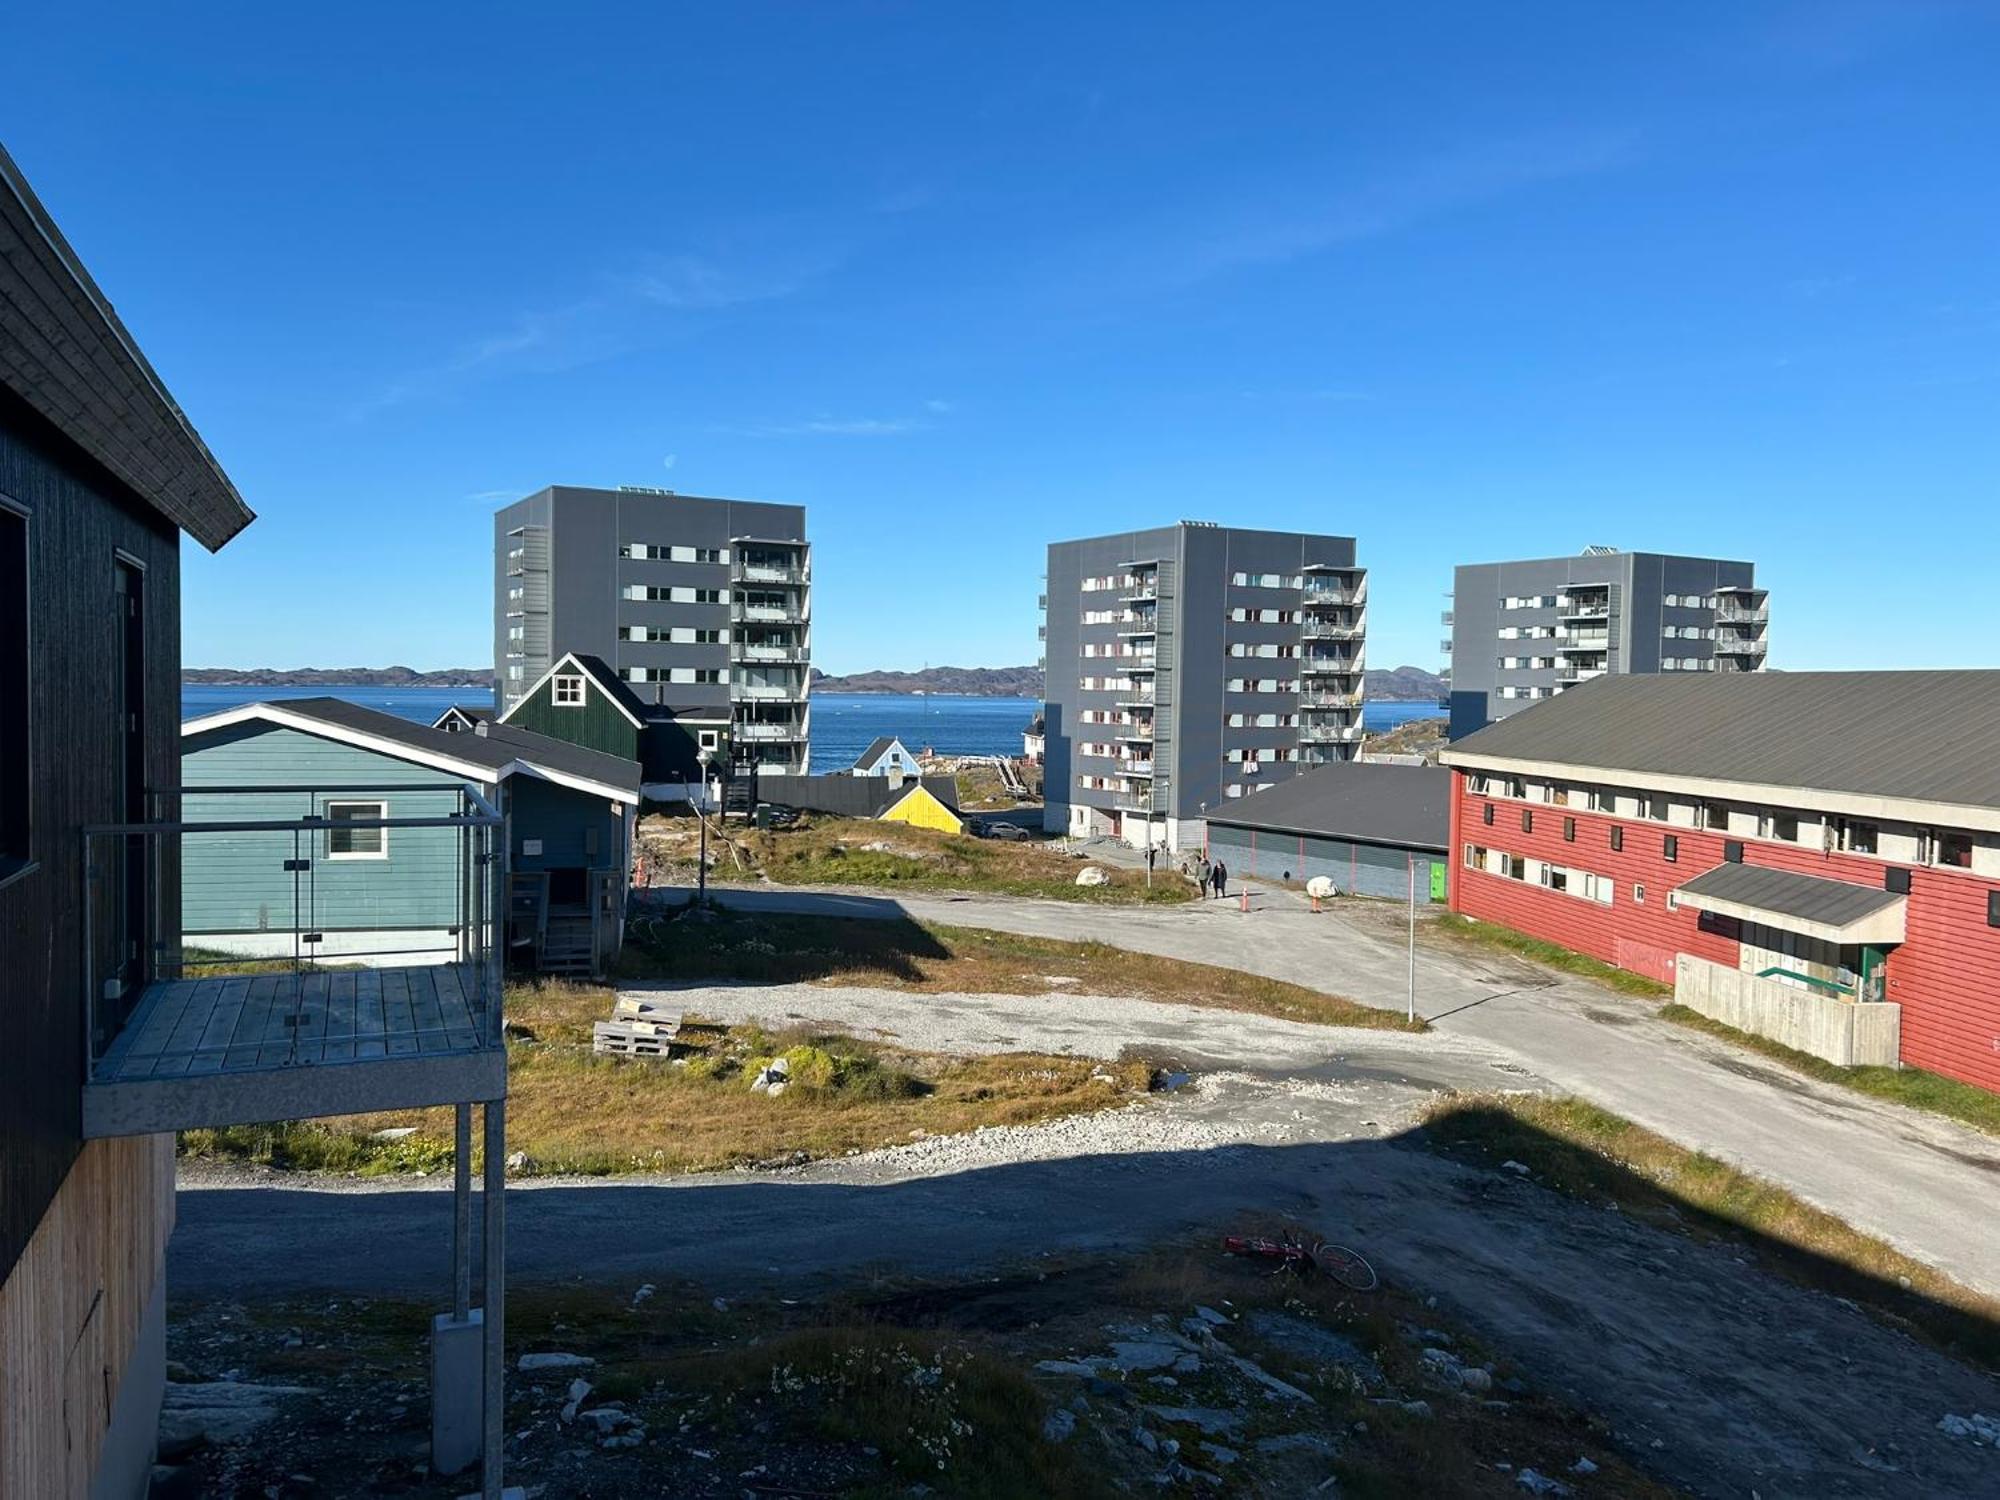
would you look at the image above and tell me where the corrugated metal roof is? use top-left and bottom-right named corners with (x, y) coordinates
top-left (1443, 671), bottom-right (2000, 812)
top-left (1674, 863), bottom-right (1902, 927)
top-left (1205, 763), bottom-right (1449, 851)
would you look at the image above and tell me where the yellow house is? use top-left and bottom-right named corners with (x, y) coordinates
top-left (880, 782), bottom-right (964, 834)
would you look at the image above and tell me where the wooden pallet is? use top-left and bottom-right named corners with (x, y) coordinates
top-left (592, 1003), bottom-right (726, 1060)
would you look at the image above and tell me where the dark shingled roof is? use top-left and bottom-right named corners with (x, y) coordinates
top-left (1674, 863), bottom-right (1904, 928)
top-left (433, 704), bottom-right (494, 728)
top-left (852, 736), bottom-right (905, 769)
top-left (201, 697), bottom-right (641, 797)
top-left (1, 145), bottom-right (255, 551)
top-left (1444, 671), bottom-right (2000, 813)
top-left (1205, 763), bottom-right (1449, 852)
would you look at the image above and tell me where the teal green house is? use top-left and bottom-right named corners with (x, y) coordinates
top-left (180, 697), bottom-right (642, 975)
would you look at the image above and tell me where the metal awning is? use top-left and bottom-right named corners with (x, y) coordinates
top-left (1673, 863), bottom-right (1906, 946)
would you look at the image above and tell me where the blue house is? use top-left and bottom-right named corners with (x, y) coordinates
top-left (850, 735), bottom-right (923, 778)
top-left (180, 698), bottom-right (642, 975)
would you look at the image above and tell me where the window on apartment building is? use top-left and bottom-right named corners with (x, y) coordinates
top-left (1764, 812), bottom-right (1799, 842)
top-left (1563, 817), bottom-right (1576, 843)
top-left (1464, 843), bottom-right (1479, 867)
top-left (1700, 802), bottom-right (1729, 831)
top-left (325, 801), bottom-right (389, 860)
top-left (1633, 883), bottom-right (1646, 904)
top-left (1610, 826), bottom-right (1624, 852)
top-left (1840, 819), bottom-right (1878, 855)
top-left (1989, 891), bottom-right (2000, 930)
top-left (553, 674), bottom-right (586, 706)
top-left (1520, 809), bottom-right (1533, 834)
top-left (0, 500), bottom-right (27, 875)
top-left (1503, 853), bottom-right (1526, 880)
top-left (1647, 794), bottom-right (1669, 822)
top-left (1663, 835), bottom-right (1679, 862)
top-left (1481, 804), bottom-right (1495, 826)
top-left (1934, 830), bottom-right (1974, 869)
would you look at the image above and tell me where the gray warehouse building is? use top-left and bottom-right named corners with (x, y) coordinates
top-left (494, 485), bottom-right (812, 774)
top-left (1041, 522), bottom-right (1367, 851)
top-left (1444, 547), bottom-right (1769, 740)
top-left (1204, 762), bottom-right (1450, 902)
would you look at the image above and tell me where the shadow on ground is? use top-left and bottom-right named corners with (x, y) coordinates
top-left (174, 1115), bottom-right (2000, 1497)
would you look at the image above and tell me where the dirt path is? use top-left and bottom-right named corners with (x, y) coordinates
top-left (665, 881), bottom-right (2000, 1297)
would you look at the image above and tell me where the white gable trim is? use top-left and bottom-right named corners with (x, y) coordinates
top-left (181, 703), bottom-right (640, 805)
top-left (181, 704), bottom-right (499, 783)
top-left (500, 652), bottom-right (645, 729)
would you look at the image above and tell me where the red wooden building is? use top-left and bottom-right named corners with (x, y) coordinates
top-left (1440, 671), bottom-right (2000, 1093)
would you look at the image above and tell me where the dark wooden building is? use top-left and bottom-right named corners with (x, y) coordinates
top-left (501, 649), bottom-right (726, 793)
top-left (0, 144), bottom-right (255, 1497)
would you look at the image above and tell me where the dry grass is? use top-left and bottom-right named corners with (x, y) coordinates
top-left (181, 981), bottom-right (1156, 1178)
top-left (1423, 1091), bottom-right (2000, 1369)
top-left (621, 907), bottom-right (1423, 1032)
top-left (641, 811), bottom-right (1194, 904)
top-left (1429, 913), bottom-right (1672, 997)
top-left (1658, 1003), bottom-right (2000, 1137)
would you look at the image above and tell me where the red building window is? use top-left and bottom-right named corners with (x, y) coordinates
top-left (1521, 809), bottom-right (1533, 833)
top-left (1563, 817), bottom-right (1576, 842)
top-left (1663, 835), bottom-right (1679, 862)
top-left (1610, 826), bottom-right (1624, 852)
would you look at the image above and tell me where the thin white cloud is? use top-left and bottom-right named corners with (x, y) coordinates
top-left (721, 414), bottom-right (929, 438)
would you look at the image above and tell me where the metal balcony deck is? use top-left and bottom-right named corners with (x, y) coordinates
top-left (83, 962), bottom-right (505, 1137)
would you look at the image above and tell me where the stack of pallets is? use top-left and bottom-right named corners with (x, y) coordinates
top-left (591, 997), bottom-right (726, 1060)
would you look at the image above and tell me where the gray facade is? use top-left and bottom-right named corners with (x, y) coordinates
top-left (494, 485), bottom-right (811, 774)
top-left (1444, 548), bottom-right (1768, 740)
top-left (1041, 523), bottom-right (1365, 850)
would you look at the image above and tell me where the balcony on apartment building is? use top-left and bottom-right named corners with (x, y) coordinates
top-left (731, 632), bottom-right (809, 664)
top-left (1299, 721), bottom-right (1366, 743)
top-left (1300, 651), bottom-right (1364, 677)
top-left (79, 784), bottom-right (507, 1139)
top-left (1714, 585), bottom-right (1769, 625)
top-left (731, 538), bottom-right (810, 586)
top-left (1117, 612), bottom-right (1159, 637)
top-left (1115, 719), bottom-right (1155, 742)
top-left (1554, 663), bottom-right (1608, 685)
top-left (1715, 635), bottom-right (1769, 657)
top-left (732, 600), bottom-right (809, 625)
top-left (1302, 616), bottom-right (1364, 640)
top-left (1302, 563), bottom-right (1367, 609)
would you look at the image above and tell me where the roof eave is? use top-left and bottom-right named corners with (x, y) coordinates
top-left (0, 145), bottom-right (254, 552)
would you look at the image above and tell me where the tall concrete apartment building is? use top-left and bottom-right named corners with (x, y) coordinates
top-left (1041, 523), bottom-right (1367, 850)
top-left (1443, 547), bottom-right (1769, 740)
top-left (494, 485), bottom-right (811, 773)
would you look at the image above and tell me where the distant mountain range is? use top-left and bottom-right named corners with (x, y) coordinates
top-left (183, 660), bottom-right (1447, 701)
top-left (811, 665), bottom-right (1042, 698)
top-left (1368, 665), bottom-right (1446, 701)
top-left (183, 666), bottom-right (495, 688)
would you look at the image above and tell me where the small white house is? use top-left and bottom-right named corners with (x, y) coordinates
top-left (850, 735), bottom-right (922, 778)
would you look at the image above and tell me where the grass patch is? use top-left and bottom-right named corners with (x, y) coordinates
top-left (622, 907), bottom-right (1422, 1032)
top-left (1429, 913), bottom-right (1671, 997)
top-left (641, 811), bottom-right (1194, 905)
top-left (179, 985), bottom-right (1156, 1178)
top-left (1658, 1004), bottom-right (2000, 1137)
top-left (1423, 1091), bottom-right (2000, 1370)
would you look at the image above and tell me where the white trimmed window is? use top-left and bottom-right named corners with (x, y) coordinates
top-left (326, 801), bottom-right (388, 860)
top-left (553, 674), bottom-right (586, 706)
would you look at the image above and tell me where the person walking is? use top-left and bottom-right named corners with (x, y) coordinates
top-left (1214, 861), bottom-right (1229, 900)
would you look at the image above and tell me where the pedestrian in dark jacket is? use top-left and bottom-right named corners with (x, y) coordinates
top-left (1214, 862), bottom-right (1229, 899)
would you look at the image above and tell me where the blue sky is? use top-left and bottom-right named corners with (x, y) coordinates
top-left (8, 2), bottom-right (1997, 675)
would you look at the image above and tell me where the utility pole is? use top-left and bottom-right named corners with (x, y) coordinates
top-left (696, 749), bottom-right (715, 907)
top-left (1406, 853), bottom-right (1417, 1024)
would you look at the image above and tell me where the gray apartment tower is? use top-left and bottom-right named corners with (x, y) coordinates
top-left (1041, 523), bottom-right (1366, 851)
top-left (494, 485), bottom-right (812, 773)
top-left (1444, 547), bottom-right (1769, 740)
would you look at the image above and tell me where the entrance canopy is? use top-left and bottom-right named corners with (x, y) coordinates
top-left (1673, 863), bottom-right (1907, 946)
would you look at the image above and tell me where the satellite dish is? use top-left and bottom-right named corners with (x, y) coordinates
top-left (1306, 875), bottom-right (1337, 900)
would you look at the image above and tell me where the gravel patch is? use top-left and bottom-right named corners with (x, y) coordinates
top-left (614, 980), bottom-right (1496, 1072)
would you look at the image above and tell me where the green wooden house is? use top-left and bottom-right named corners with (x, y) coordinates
top-left (181, 697), bottom-right (642, 975)
top-left (500, 651), bottom-right (728, 799)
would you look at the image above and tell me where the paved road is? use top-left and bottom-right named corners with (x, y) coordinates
top-left (666, 880), bottom-right (2000, 1297)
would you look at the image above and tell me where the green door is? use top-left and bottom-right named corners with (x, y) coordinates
top-left (1428, 861), bottom-right (1448, 903)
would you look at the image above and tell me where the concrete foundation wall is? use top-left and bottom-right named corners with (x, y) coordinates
top-left (1676, 954), bottom-right (1901, 1067)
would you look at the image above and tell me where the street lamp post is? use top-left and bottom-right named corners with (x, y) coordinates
top-left (696, 748), bottom-right (716, 907)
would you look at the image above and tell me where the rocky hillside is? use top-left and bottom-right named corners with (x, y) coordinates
top-left (811, 665), bottom-right (1043, 697)
top-left (1366, 665), bottom-right (1446, 701)
top-left (182, 666), bottom-right (495, 687)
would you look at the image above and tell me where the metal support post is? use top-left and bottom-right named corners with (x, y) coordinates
top-left (481, 1098), bottom-right (506, 1499)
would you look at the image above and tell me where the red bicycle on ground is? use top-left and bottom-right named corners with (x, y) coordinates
top-left (1222, 1232), bottom-right (1378, 1291)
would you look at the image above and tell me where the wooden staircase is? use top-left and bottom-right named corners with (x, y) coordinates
top-left (538, 914), bottom-right (597, 977)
